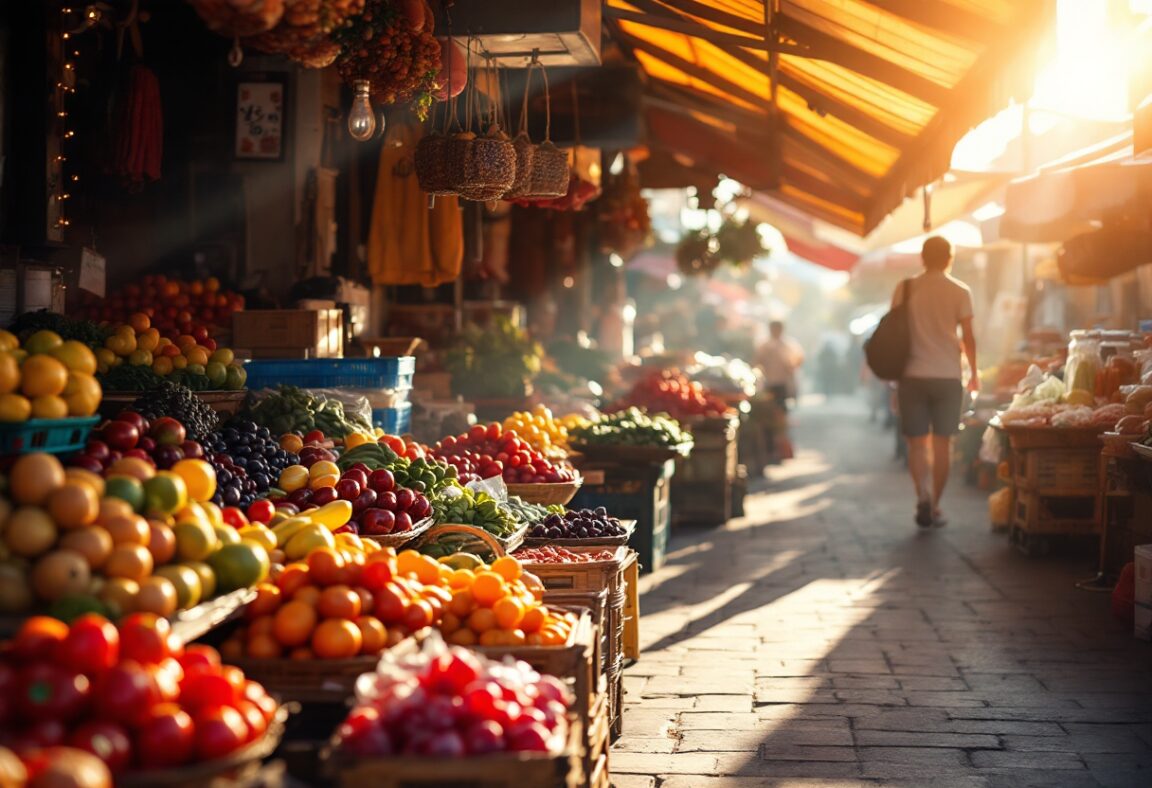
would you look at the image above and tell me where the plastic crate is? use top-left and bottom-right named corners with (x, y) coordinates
top-left (0, 416), bottom-right (100, 455)
top-left (570, 460), bottom-right (674, 574)
top-left (373, 402), bottom-right (412, 435)
top-left (243, 356), bottom-right (415, 391)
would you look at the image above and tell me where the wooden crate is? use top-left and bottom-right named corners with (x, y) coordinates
top-left (519, 546), bottom-right (629, 593)
top-left (584, 692), bottom-right (611, 788)
top-left (672, 416), bottom-right (739, 527)
top-left (1013, 447), bottom-right (1100, 494)
top-left (542, 588), bottom-right (609, 676)
top-left (331, 722), bottom-right (584, 788)
top-left (621, 551), bottom-right (640, 662)
top-left (228, 655), bottom-right (379, 704)
top-left (1013, 488), bottom-right (1100, 536)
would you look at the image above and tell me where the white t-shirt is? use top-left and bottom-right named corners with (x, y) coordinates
top-left (891, 271), bottom-right (974, 380)
top-left (756, 336), bottom-right (805, 388)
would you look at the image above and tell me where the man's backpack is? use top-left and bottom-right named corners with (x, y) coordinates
top-left (864, 279), bottom-right (912, 381)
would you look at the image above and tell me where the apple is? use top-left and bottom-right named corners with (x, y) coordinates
top-left (180, 440), bottom-right (204, 460)
top-left (377, 492), bottom-right (398, 512)
top-left (69, 455), bottom-right (105, 474)
top-left (115, 411), bottom-right (150, 436)
top-left (361, 509), bottom-right (396, 535)
top-left (311, 486), bottom-right (338, 506)
top-left (394, 512), bottom-right (413, 532)
top-left (335, 479), bottom-right (361, 501)
top-left (137, 436), bottom-right (156, 453)
top-left (84, 439), bottom-right (110, 464)
top-left (396, 489), bottom-right (415, 512)
top-left (152, 445), bottom-right (184, 470)
top-left (343, 469), bottom-right (369, 489)
top-left (368, 469), bottom-right (395, 493)
top-left (100, 420), bottom-right (139, 452)
top-left (150, 417), bottom-right (186, 447)
top-left (352, 488), bottom-right (378, 514)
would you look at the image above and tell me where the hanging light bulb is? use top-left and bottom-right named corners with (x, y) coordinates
top-left (348, 80), bottom-right (377, 142)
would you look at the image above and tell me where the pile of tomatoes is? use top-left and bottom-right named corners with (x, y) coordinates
top-left (336, 639), bottom-right (572, 758)
top-left (431, 423), bottom-right (578, 485)
top-left (0, 613), bottom-right (278, 775)
top-left (616, 369), bottom-right (728, 419)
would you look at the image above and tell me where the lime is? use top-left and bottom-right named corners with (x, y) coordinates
top-left (204, 361), bottom-right (227, 388)
top-left (104, 476), bottom-right (145, 512)
top-left (143, 472), bottom-right (188, 515)
top-left (208, 542), bottom-right (270, 593)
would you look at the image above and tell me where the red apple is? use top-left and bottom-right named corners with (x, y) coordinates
top-left (361, 509), bottom-right (395, 535)
top-left (150, 417), bottom-right (186, 447)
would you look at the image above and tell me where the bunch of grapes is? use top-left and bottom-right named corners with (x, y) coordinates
top-left (131, 382), bottom-right (219, 442)
top-left (203, 418), bottom-right (299, 497)
top-left (209, 452), bottom-right (259, 508)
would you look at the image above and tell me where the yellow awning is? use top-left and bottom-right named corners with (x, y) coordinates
top-left (607, 0), bottom-right (1054, 235)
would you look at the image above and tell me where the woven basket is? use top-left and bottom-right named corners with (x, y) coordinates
top-left (414, 131), bottom-right (455, 195)
top-left (528, 140), bottom-right (570, 198)
top-left (457, 131), bottom-right (517, 201)
top-left (502, 132), bottom-right (536, 199)
top-left (505, 478), bottom-right (583, 506)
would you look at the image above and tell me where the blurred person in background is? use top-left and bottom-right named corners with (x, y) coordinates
top-left (755, 320), bottom-right (805, 410)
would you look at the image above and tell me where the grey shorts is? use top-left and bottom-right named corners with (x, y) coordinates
top-left (897, 378), bottom-right (963, 437)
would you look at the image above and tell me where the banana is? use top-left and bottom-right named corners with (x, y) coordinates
top-left (271, 516), bottom-right (313, 547)
top-left (284, 523), bottom-right (335, 561)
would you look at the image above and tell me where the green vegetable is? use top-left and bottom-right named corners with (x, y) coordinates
top-left (571, 407), bottom-right (692, 451)
top-left (443, 317), bottom-right (542, 399)
top-left (9, 310), bottom-right (109, 350)
top-left (244, 385), bottom-right (373, 437)
top-left (431, 488), bottom-right (520, 537)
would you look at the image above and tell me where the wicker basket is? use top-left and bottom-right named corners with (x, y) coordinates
top-left (229, 655), bottom-right (382, 704)
top-left (528, 140), bottom-right (570, 198)
top-left (361, 516), bottom-right (435, 549)
top-left (505, 478), bottom-right (583, 506)
top-left (503, 132), bottom-right (536, 199)
top-left (414, 131), bottom-right (456, 195)
top-left (454, 131), bottom-right (517, 201)
top-left (522, 519), bottom-right (636, 548)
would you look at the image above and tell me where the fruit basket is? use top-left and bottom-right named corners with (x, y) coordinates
top-left (360, 515), bottom-right (435, 549)
top-left (505, 478), bottom-right (583, 506)
top-left (170, 587), bottom-right (258, 644)
top-left (229, 654), bottom-right (385, 705)
top-left (523, 520), bottom-right (636, 548)
top-left (416, 523), bottom-right (527, 559)
top-left (0, 415), bottom-right (100, 455)
top-left (119, 703), bottom-right (292, 788)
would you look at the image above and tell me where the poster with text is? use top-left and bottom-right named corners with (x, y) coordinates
top-left (236, 81), bottom-right (284, 160)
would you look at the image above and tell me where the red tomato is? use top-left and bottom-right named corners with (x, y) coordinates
top-left (194, 706), bottom-right (248, 760)
top-left (118, 613), bottom-right (172, 665)
top-left (246, 500), bottom-right (275, 524)
top-left (92, 661), bottom-right (156, 726)
top-left (11, 616), bottom-right (69, 664)
top-left (59, 614), bottom-right (120, 677)
top-left (150, 658), bottom-right (184, 703)
top-left (18, 664), bottom-right (90, 722)
top-left (373, 583), bottom-right (407, 624)
top-left (179, 671), bottom-right (238, 712)
top-left (12, 719), bottom-right (68, 752)
top-left (233, 700), bottom-right (268, 743)
top-left (134, 703), bottom-right (195, 769)
top-left (303, 430), bottom-right (325, 445)
top-left (68, 720), bottom-right (133, 773)
top-left (221, 506), bottom-right (249, 528)
top-left (177, 644), bottom-right (221, 677)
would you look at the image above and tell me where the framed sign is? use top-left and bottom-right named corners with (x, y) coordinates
top-left (235, 79), bottom-right (285, 160)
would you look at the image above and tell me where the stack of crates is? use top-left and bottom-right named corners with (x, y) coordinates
top-left (242, 356), bottom-right (416, 434)
top-left (569, 459), bottom-right (675, 574)
top-left (672, 415), bottom-right (739, 528)
top-left (1006, 428), bottom-right (1101, 552)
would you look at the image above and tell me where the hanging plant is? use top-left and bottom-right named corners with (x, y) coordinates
top-left (715, 217), bottom-right (766, 266)
top-left (676, 229), bottom-right (720, 277)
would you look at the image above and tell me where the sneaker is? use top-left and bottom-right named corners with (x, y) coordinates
top-left (915, 501), bottom-right (932, 528)
top-left (932, 511), bottom-right (948, 528)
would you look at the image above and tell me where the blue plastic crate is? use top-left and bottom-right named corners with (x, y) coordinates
top-left (373, 402), bottom-right (412, 435)
top-left (0, 416), bottom-right (100, 456)
top-left (243, 356), bottom-right (415, 390)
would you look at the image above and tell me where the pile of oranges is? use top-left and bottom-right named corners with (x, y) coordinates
top-left (97, 312), bottom-right (245, 390)
top-left (221, 548), bottom-right (575, 661)
top-left (0, 329), bottom-right (102, 422)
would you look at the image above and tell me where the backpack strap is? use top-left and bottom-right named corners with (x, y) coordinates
top-left (901, 278), bottom-right (912, 305)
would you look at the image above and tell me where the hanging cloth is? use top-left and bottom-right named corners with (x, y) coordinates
top-left (367, 120), bottom-right (463, 287)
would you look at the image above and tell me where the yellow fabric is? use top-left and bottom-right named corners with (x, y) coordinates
top-left (367, 121), bottom-right (463, 287)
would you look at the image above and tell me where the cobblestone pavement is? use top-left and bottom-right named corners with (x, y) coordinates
top-left (612, 398), bottom-right (1152, 788)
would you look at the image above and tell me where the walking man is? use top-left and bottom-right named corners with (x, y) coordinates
top-left (756, 320), bottom-right (805, 410)
top-left (891, 237), bottom-right (978, 527)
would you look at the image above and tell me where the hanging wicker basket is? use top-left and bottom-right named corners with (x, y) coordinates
top-left (514, 61), bottom-right (570, 200)
top-left (503, 131), bottom-right (536, 199)
top-left (458, 129), bottom-right (517, 201)
top-left (414, 130), bottom-right (456, 195)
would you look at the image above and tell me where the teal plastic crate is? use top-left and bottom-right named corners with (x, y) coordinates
top-left (373, 402), bottom-right (412, 435)
top-left (244, 357), bottom-right (415, 390)
top-left (0, 416), bottom-right (100, 455)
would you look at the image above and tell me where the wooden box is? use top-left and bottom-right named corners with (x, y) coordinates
top-left (233, 309), bottom-right (344, 358)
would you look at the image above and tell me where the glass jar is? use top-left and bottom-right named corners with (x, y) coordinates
top-left (1065, 330), bottom-right (1102, 395)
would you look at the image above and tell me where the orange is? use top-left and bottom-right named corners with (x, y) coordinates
top-left (467, 607), bottom-right (496, 634)
top-left (344, 433), bottom-right (373, 450)
top-left (448, 568), bottom-right (475, 589)
top-left (30, 395), bottom-right (68, 419)
top-left (447, 628), bottom-right (477, 646)
top-left (272, 600), bottom-right (317, 647)
top-left (59, 526), bottom-right (113, 569)
top-left (317, 585), bottom-right (361, 619)
top-left (23, 330), bottom-right (63, 355)
top-left (292, 585), bottom-right (322, 606)
top-left (403, 599), bottom-right (435, 631)
top-left (0, 353), bottom-right (17, 395)
top-left (185, 347), bottom-right (209, 367)
top-left (103, 543), bottom-right (153, 582)
top-left (171, 459), bottom-right (216, 502)
top-left (20, 355), bottom-right (68, 397)
top-left (492, 596), bottom-right (525, 630)
top-left (9, 452), bottom-right (65, 505)
top-left (49, 340), bottom-right (97, 375)
top-left (520, 606), bottom-right (546, 634)
top-left (440, 612), bottom-right (462, 634)
top-left (108, 457), bottom-right (156, 482)
top-left (470, 572), bottom-right (507, 607)
top-left (395, 550), bottom-right (425, 578)
top-left (247, 584), bottom-right (283, 619)
top-left (276, 563), bottom-right (311, 596)
top-left (490, 556), bottom-right (522, 582)
top-left (47, 481), bottom-right (99, 528)
top-left (0, 330), bottom-right (17, 351)
top-left (147, 521), bottom-right (177, 564)
top-left (312, 619), bottom-right (362, 659)
top-left (128, 313), bottom-right (151, 333)
top-left (277, 465), bottom-right (308, 493)
top-left (289, 647), bottom-right (315, 660)
top-left (136, 329), bottom-right (160, 353)
top-left (411, 555), bottom-right (442, 585)
top-left (449, 589), bottom-right (475, 618)
top-left (247, 633), bottom-right (282, 659)
top-left (62, 372), bottom-right (101, 417)
top-left (356, 616), bottom-right (388, 654)
top-left (0, 393), bottom-right (30, 422)
top-left (279, 434), bottom-right (304, 453)
top-left (134, 576), bottom-right (178, 617)
top-left (478, 629), bottom-right (505, 647)
top-left (307, 547), bottom-right (347, 587)
top-left (152, 356), bottom-right (174, 376)
top-left (247, 616), bottom-right (275, 638)
top-left (64, 467), bottom-right (105, 497)
top-left (102, 513), bottom-right (150, 546)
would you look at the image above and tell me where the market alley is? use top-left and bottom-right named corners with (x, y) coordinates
top-left (613, 398), bottom-right (1152, 788)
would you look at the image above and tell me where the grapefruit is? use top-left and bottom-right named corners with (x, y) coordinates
top-left (4, 506), bottom-right (58, 557)
top-left (19, 354), bottom-right (68, 398)
top-left (208, 542), bottom-right (271, 593)
top-left (9, 452), bottom-right (65, 505)
top-left (59, 526), bottom-right (113, 569)
top-left (31, 549), bottom-right (91, 602)
top-left (47, 482), bottom-right (100, 529)
top-left (104, 475), bottom-right (146, 511)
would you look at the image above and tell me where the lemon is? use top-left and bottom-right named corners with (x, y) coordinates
top-left (23, 330), bottom-right (63, 355)
top-left (0, 353), bottom-right (19, 395)
top-left (49, 340), bottom-right (97, 375)
top-left (20, 355), bottom-right (68, 398)
top-left (0, 394), bottom-right (30, 422)
top-left (0, 330), bottom-right (17, 351)
top-left (95, 348), bottom-right (117, 374)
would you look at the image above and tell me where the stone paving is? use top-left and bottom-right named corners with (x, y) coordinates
top-left (611, 398), bottom-right (1152, 788)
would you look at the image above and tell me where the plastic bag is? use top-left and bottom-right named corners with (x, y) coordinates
top-left (305, 387), bottom-right (374, 427)
top-left (978, 426), bottom-right (1002, 464)
top-left (1016, 364), bottom-right (1047, 394)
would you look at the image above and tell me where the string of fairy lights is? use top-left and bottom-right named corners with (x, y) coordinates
top-left (54, 4), bottom-right (99, 231)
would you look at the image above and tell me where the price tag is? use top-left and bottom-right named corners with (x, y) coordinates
top-left (78, 247), bottom-right (105, 297)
